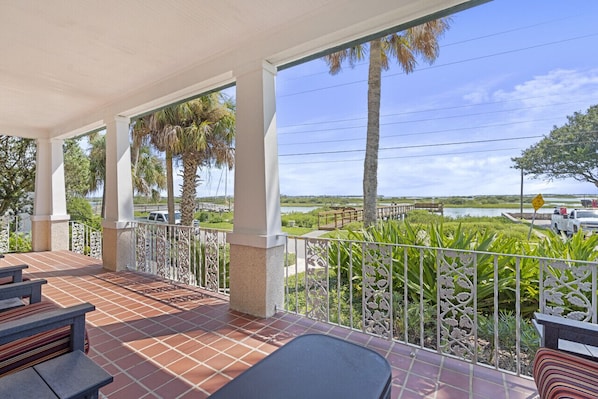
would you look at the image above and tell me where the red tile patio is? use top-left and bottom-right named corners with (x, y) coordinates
top-left (1, 251), bottom-right (539, 398)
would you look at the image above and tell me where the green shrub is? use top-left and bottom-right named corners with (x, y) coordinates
top-left (282, 210), bottom-right (320, 229)
top-left (477, 310), bottom-right (540, 374)
top-left (67, 197), bottom-right (102, 230)
top-left (9, 232), bottom-right (31, 253)
top-left (406, 209), bottom-right (444, 224)
top-left (328, 220), bottom-right (541, 318)
top-left (67, 197), bottom-right (94, 223)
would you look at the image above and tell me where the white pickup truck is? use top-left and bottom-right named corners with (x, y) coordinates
top-left (551, 207), bottom-right (598, 236)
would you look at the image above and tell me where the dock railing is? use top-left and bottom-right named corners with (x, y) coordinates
top-left (318, 204), bottom-right (414, 230)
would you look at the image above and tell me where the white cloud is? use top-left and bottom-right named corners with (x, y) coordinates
top-left (493, 68), bottom-right (598, 112)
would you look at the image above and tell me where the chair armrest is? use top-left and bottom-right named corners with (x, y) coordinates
top-left (534, 312), bottom-right (598, 349)
top-left (0, 264), bottom-right (28, 283)
top-left (0, 303), bottom-right (95, 351)
top-left (0, 280), bottom-right (47, 303)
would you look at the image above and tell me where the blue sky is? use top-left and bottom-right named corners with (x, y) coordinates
top-left (195, 0), bottom-right (598, 199)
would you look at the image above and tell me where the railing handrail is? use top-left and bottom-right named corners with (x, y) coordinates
top-left (292, 234), bottom-right (598, 266)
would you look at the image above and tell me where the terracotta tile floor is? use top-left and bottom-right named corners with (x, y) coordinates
top-left (2, 251), bottom-right (539, 398)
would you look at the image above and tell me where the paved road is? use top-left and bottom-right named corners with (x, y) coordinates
top-left (284, 230), bottom-right (328, 277)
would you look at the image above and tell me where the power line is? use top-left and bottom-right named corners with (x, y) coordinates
top-left (280, 13), bottom-right (583, 82)
top-left (278, 32), bottom-right (598, 98)
top-left (279, 135), bottom-right (542, 157)
top-left (278, 102), bottom-right (574, 136)
top-left (278, 97), bottom-right (585, 130)
top-left (279, 117), bottom-right (559, 146)
top-left (279, 134), bottom-right (598, 165)
top-left (280, 146), bottom-right (521, 165)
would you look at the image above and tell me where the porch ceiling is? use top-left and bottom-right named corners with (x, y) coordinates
top-left (0, 0), bottom-right (483, 139)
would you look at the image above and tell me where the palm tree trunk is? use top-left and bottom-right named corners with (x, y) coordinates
top-left (181, 156), bottom-right (199, 226)
top-left (166, 150), bottom-right (176, 224)
top-left (101, 184), bottom-right (106, 219)
top-left (363, 39), bottom-right (382, 227)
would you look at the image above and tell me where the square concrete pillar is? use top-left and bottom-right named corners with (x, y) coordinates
top-left (227, 61), bottom-right (286, 318)
top-left (229, 244), bottom-right (284, 318)
top-left (102, 115), bottom-right (134, 272)
top-left (31, 138), bottom-right (70, 251)
top-left (30, 216), bottom-right (70, 251)
top-left (101, 223), bottom-right (134, 272)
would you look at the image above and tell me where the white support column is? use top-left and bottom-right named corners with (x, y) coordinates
top-left (31, 138), bottom-right (70, 251)
top-left (102, 115), bottom-right (134, 271)
top-left (227, 61), bottom-right (286, 318)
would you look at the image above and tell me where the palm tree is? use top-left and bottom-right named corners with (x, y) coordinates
top-left (87, 132), bottom-right (106, 217)
top-left (145, 92), bottom-right (235, 225)
top-left (130, 116), bottom-right (168, 203)
top-left (140, 108), bottom-right (181, 225)
top-left (133, 144), bottom-right (166, 202)
top-left (173, 94), bottom-right (235, 225)
top-left (130, 115), bottom-right (151, 182)
top-left (324, 19), bottom-right (450, 227)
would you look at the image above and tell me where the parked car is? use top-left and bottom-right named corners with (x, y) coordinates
top-left (146, 211), bottom-right (200, 235)
top-left (147, 211), bottom-right (181, 225)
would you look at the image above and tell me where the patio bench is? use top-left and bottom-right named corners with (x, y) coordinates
top-left (0, 263), bottom-right (29, 284)
top-left (533, 312), bottom-right (598, 398)
top-left (209, 334), bottom-right (391, 399)
top-left (0, 301), bottom-right (92, 377)
top-left (0, 279), bottom-right (47, 310)
top-left (0, 302), bottom-right (111, 398)
top-left (0, 264), bottom-right (38, 310)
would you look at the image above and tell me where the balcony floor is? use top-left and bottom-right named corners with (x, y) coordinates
top-left (2, 251), bottom-right (539, 398)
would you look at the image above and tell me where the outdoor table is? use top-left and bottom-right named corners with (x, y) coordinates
top-left (209, 333), bottom-right (391, 399)
top-left (0, 350), bottom-right (113, 399)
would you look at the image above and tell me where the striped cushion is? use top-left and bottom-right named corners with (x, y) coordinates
top-left (0, 276), bottom-right (29, 285)
top-left (0, 301), bottom-right (90, 376)
top-left (533, 347), bottom-right (598, 399)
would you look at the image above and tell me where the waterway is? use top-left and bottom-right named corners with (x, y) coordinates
top-left (443, 207), bottom-right (550, 218)
top-left (281, 206), bottom-right (319, 214)
top-left (281, 206), bottom-right (553, 218)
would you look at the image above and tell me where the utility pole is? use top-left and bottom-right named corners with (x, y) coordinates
top-left (520, 168), bottom-right (523, 218)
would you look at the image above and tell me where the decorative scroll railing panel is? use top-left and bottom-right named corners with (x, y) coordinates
top-left (132, 222), bottom-right (229, 295)
top-left (283, 235), bottom-right (598, 378)
top-left (0, 215), bottom-right (31, 254)
top-left (69, 221), bottom-right (102, 259)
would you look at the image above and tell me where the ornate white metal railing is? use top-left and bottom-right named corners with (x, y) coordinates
top-left (283, 235), bottom-right (598, 377)
top-left (126, 224), bottom-right (597, 377)
top-left (131, 222), bottom-right (229, 295)
top-left (0, 215), bottom-right (31, 254)
top-left (69, 221), bottom-right (102, 259)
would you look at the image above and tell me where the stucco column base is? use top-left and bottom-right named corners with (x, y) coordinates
top-left (229, 243), bottom-right (284, 318)
top-left (102, 226), bottom-right (134, 272)
top-left (31, 217), bottom-right (70, 251)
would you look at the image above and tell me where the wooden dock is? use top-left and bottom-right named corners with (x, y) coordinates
top-left (317, 204), bottom-right (414, 230)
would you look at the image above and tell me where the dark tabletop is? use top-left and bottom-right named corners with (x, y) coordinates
top-left (209, 333), bottom-right (391, 399)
